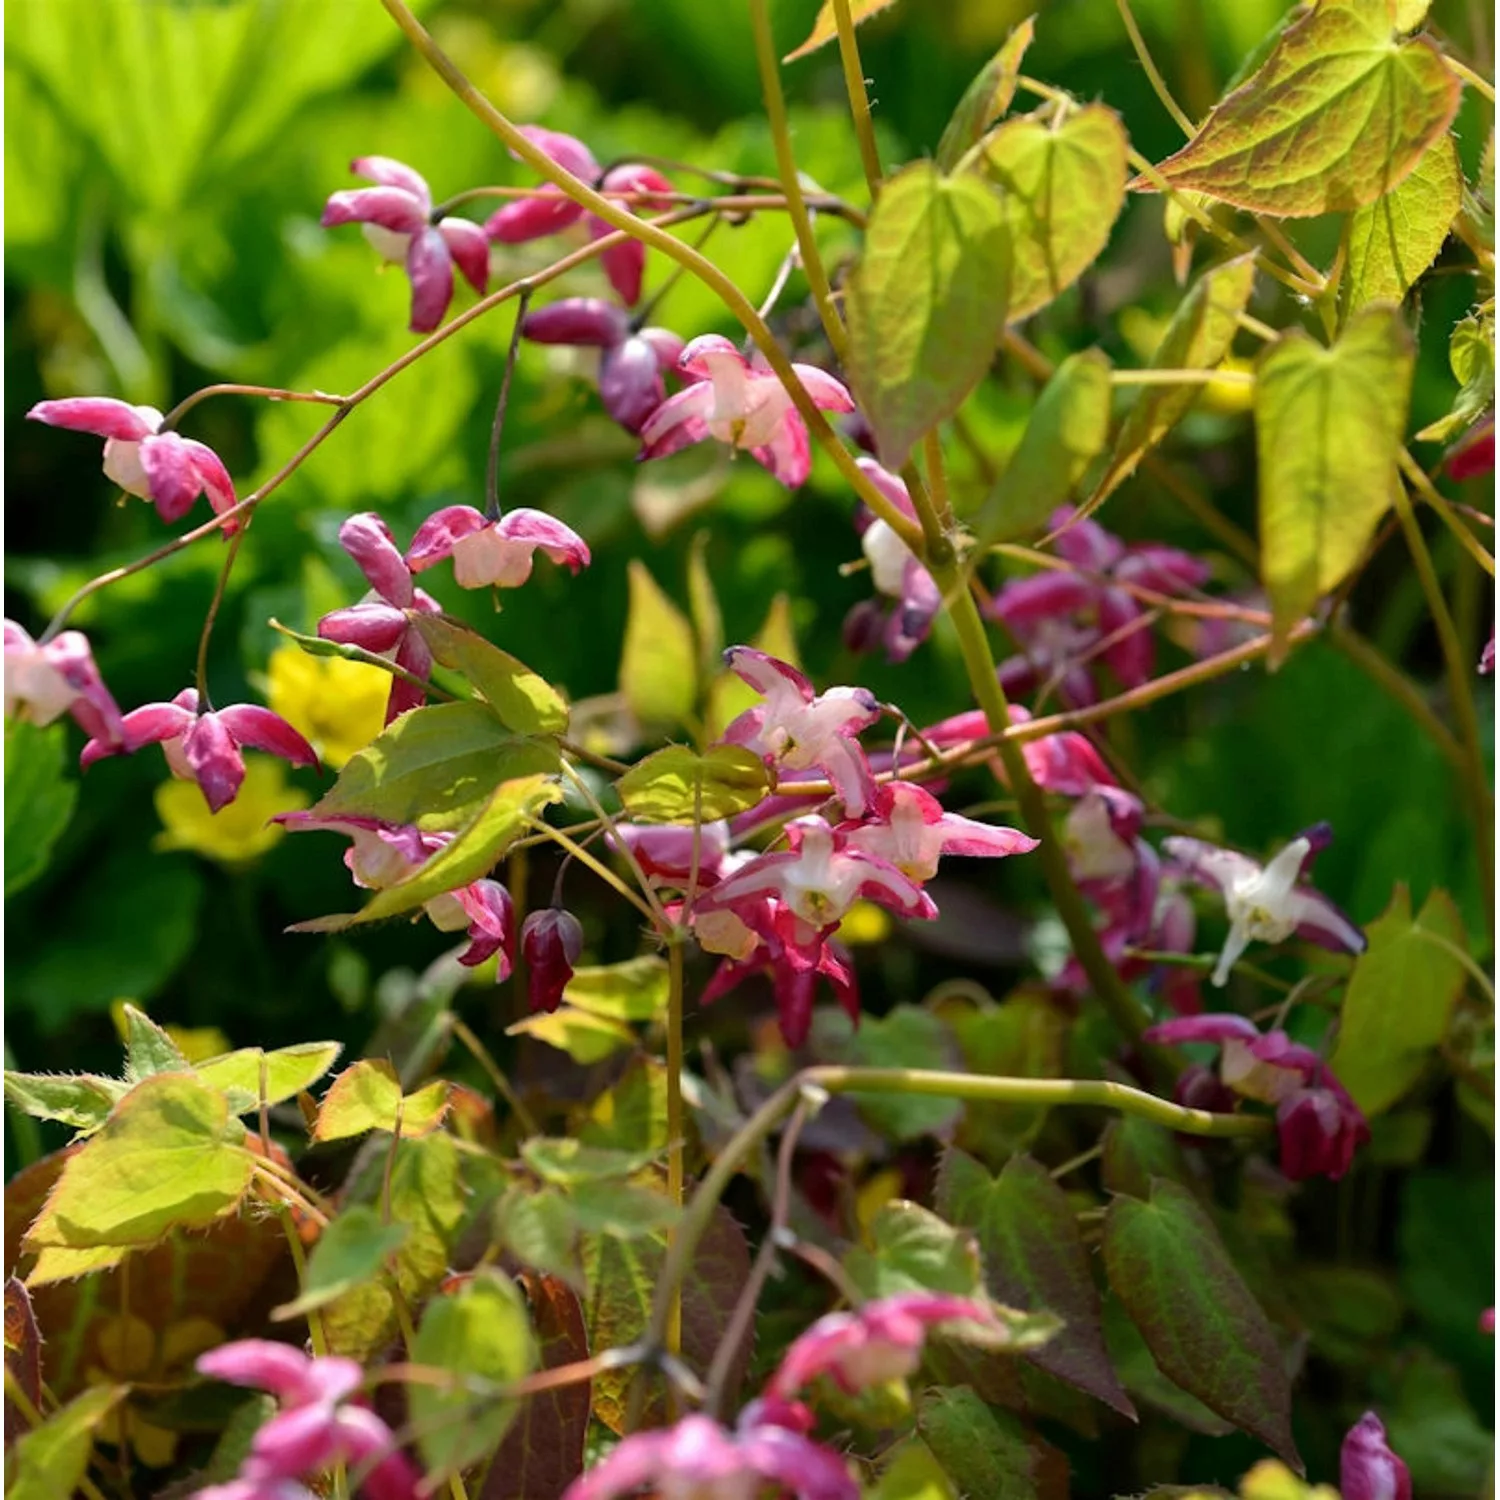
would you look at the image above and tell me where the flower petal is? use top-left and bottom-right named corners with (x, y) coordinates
top-left (599, 336), bottom-right (668, 433)
top-left (27, 398), bottom-right (159, 441)
top-left (790, 362), bottom-right (856, 413)
top-left (521, 298), bottom-right (631, 348)
top-left (483, 194), bottom-right (585, 243)
top-left (406, 506), bottom-right (488, 571)
top-left (317, 602), bottom-right (410, 654)
top-left (182, 713), bottom-right (247, 813)
top-left (137, 432), bottom-right (209, 523)
top-left (438, 217), bottom-right (490, 294)
top-left (722, 645), bottom-right (815, 702)
top-left (496, 508), bottom-right (591, 571)
top-left (351, 155), bottom-right (432, 208)
top-left (1143, 1012), bottom-right (1261, 1048)
top-left (181, 438), bottom-right (237, 519)
top-left (752, 410), bottom-right (812, 488)
top-left (989, 570), bottom-right (1098, 627)
top-left (320, 186), bottom-right (429, 233)
top-left (216, 705), bottom-right (320, 770)
top-left (405, 226), bottom-right (454, 333)
top-left (339, 513), bottom-right (414, 605)
top-left (637, 384), bottom-right (715, 458)
top-left (516, 125), bottom-right (600, 181)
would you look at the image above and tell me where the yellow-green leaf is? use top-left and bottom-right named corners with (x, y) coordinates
top-left (507, 1006), bottom-right (636, 1066)
top-left (520, 1138), bottom-right (657, 1186)
top-left (686, 531), bottom-right (724, 682)
top-left (784, 0), bottom-right (899, 61)
top-left (1255, 303), bottom-right (1415, 657)
top-left (845, 161), bottom-right (1011, 470)
top-left (273, 1204), bottom-right (410, 1320)
top-left (619, 560), bottom-right (698, 728)
top-left (563, 956), bottom-right (671, 1023)
top-left (935, 16), bottom-right (1035, 172)
top-left (1141, 0), bottom-right (1460, 217)
top-left (408, 613), bottom-right (569, 735)
top-left (617, 744), bottom-right (770, 824)
top-left (1346, 136), bottom-right (1461, 312)
top-left (979, 102), bottom-right (1129, 321)
top-left (23, 1074), bottom-right (252, 1253)
top-left (8, 1384), bottom-right (126, 1500)
top-left (313, 1059), bottom-right (451, 1142)
top-left (3, 1072), bottom-right (125, 1132)
top-left (195, 1041), bottom-right (343, 1115)
top-left (1415, 311), bottom-right (1494, 444)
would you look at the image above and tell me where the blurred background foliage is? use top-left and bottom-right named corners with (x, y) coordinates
top-left (4, 0), bottom-right (1494, 1491)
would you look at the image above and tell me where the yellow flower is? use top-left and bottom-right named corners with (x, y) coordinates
top-left (154, 755), bottom-right (309, 864)
top-left (264, 644), bottom-right (389, 769)
top-left (1240, 1459), bottom-right (1340, 1500)
top-left (837, 899), bottom-right (893, 947)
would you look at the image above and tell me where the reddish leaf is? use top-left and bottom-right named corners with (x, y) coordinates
top-left (4, 1278), bottom-right (42, 1445)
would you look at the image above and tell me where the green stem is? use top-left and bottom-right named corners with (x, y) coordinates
top-left (526, 819), bottom-right (657, 925)
top-left (1328, 623), bottom-right (1466, 772)
top-left (832, 0), bottom-right (885, 200)
top-left (1114, 0), bottom-right (1196, 136)
top-left (448, 1016), bottom-right (539, 1137)
top-left (664, 938), bottom-right (686, 1360)
top-left (1400, 448), bottom-right (1496, 578)
top-left (1447, 56), bottom-right (1497, 102)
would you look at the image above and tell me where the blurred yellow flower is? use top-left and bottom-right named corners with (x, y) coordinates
top-left (265, 644), bottom-right (388, 768)
top-left (837, 899), bottom-right (893, 947)
top-left (1240, 1459), bottom-right (1340, 1500)
top-left (1118, 308), bottom-right (1255, 415)
top-left (154, 755), bottom-right (309, 864)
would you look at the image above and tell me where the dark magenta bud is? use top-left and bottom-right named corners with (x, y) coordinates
top-left (521, 907), bottom-right (584, 1013)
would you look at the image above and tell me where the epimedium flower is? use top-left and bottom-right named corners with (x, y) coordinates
top-left (317, 512), bottom-right (440, 723)
top-left (484, 127), bottom-right (674, 307)
top-left (406, 505), bottom-right (590, 590)
top-left (639, 335), bottom-right (855, 489)
top-left (768, 1293), bottom-right (999, 1399)
top-left (1340, 1411), bottom-right (1411, 1500)
top-left (82, 688), bottom-right (319, 815)
top-left (4, 620), bottom-right (126, 749)
top-left (561, 1407), bottom-right (856, 1500)
top-left (719, 647), bottom-right (880, 817)
top-left (521, 907), bottom-right (584, 1013)
top-left (195, 1340), bottom-right (417, 1500)
top-left (1164, 826), bottom-right (1366, 985)
top-left (841, 780), bottom-right (1036, 883)
top-left (321, 156), bottom-right (490, 334)
top-left (27, 397), bottom-right (236, 527)
top-left (842, 458), bottom-right (941, 664)
top-left (521, 297), bottom-right (685, 434)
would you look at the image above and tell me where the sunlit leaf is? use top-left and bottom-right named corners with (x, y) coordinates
top-left (507, 1006), bottom-right (637, 1066)
top-left (1415, 311), bottom-right (1494, 444)
top-left (935, 17), bottom-right (1035, 172)
top-left (1139, 0), bottom-right (1460, 217)
top-left (784, 0), bottom-right (900, 61)
top-left (979, 102), bottom-right (1129, 321)
top-left (846, 161), bottom-right (1011, 470)
top-left (313, 1059), bottom-right (450, 1142)
top-left (868, 1439), bottom-right (961, 1500)
top-left (620, 560), bottom-right (698, 729)
top-left (7, 1384), bottom-right (125, 1500)
top-left (616, 744), bottom-right (769, 823)
top-left (120, 1003), bottom-right (190, 1082)
top-left (410, 613), bottom-right (570, 735)
top-left (2, 1072), bottom-right (124, 1132)
top-left (4, 720), bottom-right (77, 898)
top-left (195, 1042), bottom-right (343, 1116)
top-left (272, 1204), bottom-right (409, 1320)
top-left (520, 1138), bottom-right (658, 1187)
top-left (1255, 303), bottom-right (1414, 658)
top-left (563, 957), bottom-right (671, 1023)
top-left (1345, 136), bottom-right (1461, 313)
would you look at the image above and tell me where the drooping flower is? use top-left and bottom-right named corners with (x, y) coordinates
top-left (321, 156), bottom-right (490, 333)
top-left (521, 298), bottom-right (685, 434)
top-left (988, 509), bottom-right (1209, 706)
top-left (195, 1341), bottom-right (417, 1500)
top-left (769, 1293), bottom-right (997, 1399)
top-left (1164, 827), bottom-right (1366, 985)
top-left (1339, 1411), bottom-right (1411, 1500)
top-left (561, 1408), bottom-right (856, 1500)
top-left (27, 398), bottom-right (236, 526)
top-left (720, 647), bottom-right (879, 817)
top-left (521, 908), bottom-right (584, 1012)
top-left (82, 688), bottom-right (319, 814)
top-left (1445, 414), bottom-right (1495, 482)
top-left (615, 819), bottom-right (734, 888)
top-left (1480, 631), bottom-right (1495, 675)
top-left (317, 513), bottom-right (440, 723)
top-left (4, 620), bottom-right (126, 748)
top-left (406, 506), bottom-right (590, 590)
top-left (841, 781), bottom-right (1035, 883)
top-left (484, 128), bottom-right (674, 307)
top-left (842, 459), bottom-right (941, 663)
top-left (639, 336), bottom-right (855, 489)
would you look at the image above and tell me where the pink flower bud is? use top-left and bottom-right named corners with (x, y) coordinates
top-left (1340, 1411), bottom-right (1411, 1500)
top-left (521, 908), bottom-right (584, 1013)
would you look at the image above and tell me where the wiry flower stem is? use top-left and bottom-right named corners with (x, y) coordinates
top-left (832, 0), bottom-right (885, 200)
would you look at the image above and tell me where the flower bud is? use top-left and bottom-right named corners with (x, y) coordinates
top-left (521, 907), bottom-right (584, 1013)
top-left (1340, 1411), bottom-right (1411, 1500)
top-left (599, 336), bottom-right (668, 434)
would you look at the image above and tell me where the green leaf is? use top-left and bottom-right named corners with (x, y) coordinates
top-left (1099, 253), bottom-right (1257, 500)
top-left (563, 957), bottom-right (671, 1023)
top-left (4, 720), bottom-right (77, 898)
top-left (686, 531), bottom-right (725, 683)
top-left (7, 1383), bottom-right (126, 1500)
top-left (616, 744), bottom-right (770, 824)
top-left (1385, 1346), bottom-right (1494, 1496)
top-left (313, 1059), bottom-right (450, 1142)
top-left (619, 560), bottom-right (698, 728)
top-left (273, 1204), bottom-right (410, 1320)
top-left (1345, 136), bottom-right (1462, 313)
top-left (1103, 1178), bottom-right (1299, 1467)
top-left (1101, 1294), bottom-right (1235, 1436)
top-left (410, 1269), bottom-right (537, 1480)
top-left (195, 1041), bottom-right (344, 1115)
top-left (845, 161), bottom-right (1011, 470)
top-left (979, 102), bottom-right (1129, 321)
top-left (1331, 885), bottom-right (1468, 1114)
top-left (496, 1185), bottom-right (583, 1287)
top-left (917, 1386), bottom-right (1043, 1500)
top-left (819, 1005), bottom-right (963, 1140)
top-left (575, 1059), bottom-right (670, 1155)
top-left (846, 1199), bottom-right (987, 1299)
top-left (2, 1072), bottom-right (125, 1132)
top-left (310, 701), bottom-right (561, 831)
top-left (506, 1006), bottom-right (637, 1065)
top-left (1255, 303), bottom-right (1415, 658)
top-left (520, 1138), bottom-right (657, 1187)
top-left (120, 1003), bottom-right (190, 1081)
top-left (935, 16), bottom-right (1035, 172)
top-left (1416, 311), bottom-right (1494, 443)
top-left (784, 0), bottom-right (899, 61)
top-left (568, 1177), bottom-right (680, 1238)
top-left (23, 1074), bottom-right (252, 1254)
top-left (409, 613), bottom-right (569, 735)
top-left (975, 349), bottom-right (1113, 545)
top-left (866, 1438), bottom-right (959, 1500)
top-left (1142, 0), bottom-right (1461, 216)
top-left (1101, 1115), bottom-right (1192, 1201)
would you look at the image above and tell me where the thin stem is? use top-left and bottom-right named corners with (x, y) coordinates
top-left (159, 383), bottom-right (345, 431)
top-left (923, 429), bottom-right (955, 529)
top-left (193, 525), bottom-right (246, 708)
top-left (1050, 1141), bottom-right (1105, 1180)
top-left (1123, 947), bottom-right (1293, 993)
top-left (1400, 449), bottom-right (1496, 578)
top-left (485, 288), bottom-right (533, 522)
top-left (1237, 311), bottom-right (1279, 342)
top-left (1114, 0), bottom-right (1196, 136)
top-left (1256, 218), bottom-right (1326, 291)
top-left (448, 1015), bottom-right (539, 1136)
top-left (1447, 56), bottom-right (1497, 102)
top-left (1410, 927), bottom-right (1495, 1005)
top-left (276, 1205), bottom-right (328, 1357)
top-left (526, 818), bottom-right (657, 925)
top-left (832, 0), bottom-right (885, 199)
top-left (1328, 623), bottom-right (1465, 771)
top-left (269, 619), bottom-right (457, 702)
top-left (664, 938), bottom-right (686, 1362)
top-left (559, 761), bottom-right (671, 931)
top-left (1143, 454), bottom-right (1261, 570)
top-left (747, 0), bottom-right (848, 359)
top-left (1111, 367), bottom-right (1253, 387)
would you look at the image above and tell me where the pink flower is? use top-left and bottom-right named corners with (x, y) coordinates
top-left (5, 621), bottom-right (126, 749)
top-left (195, 1341), bottom-right (417, 1500)
top-left (1164, 826), bottom-right (1365, 984)
top-left (321, 156), bottom-right (489, 333)
top-left (843, 459), bottom-right (941, 663)
top-left (279, 813), bottom-right (516, 973)
top-left (522, 298), bottom-right (684, 434)
top-left (719, 648), bottom-right (879, 817)
top-left (1340, 1411), bottom-right (1411, 1500)
top-left (1481, 1307), bottom-right (1496, 1334)
top-left (1480, 631), bottom-right (1494, 675)
top-left (27, 398), bottom-right (236, 527)
top-left (521, 908), bottom-right (584, 1012)
top-left (769, 1293), bottom-right (997, 1399)
top-left (1275, 1078), bottom-right (1370, 1181)
top-left (988, 509), bottom-right (1209, 706)
top-left (615, 819), bottom-right (733, 888)
top-left (1445, 415), bottom-right (1495, 481)
top-left (406, 506), bottom-right (590, 590)
top-left (700, 923), bottom-right (859, 1049)
top-left (484, 129), bottom-right (674, 307)
top-left (318, 514), bottom-right (440, 722)
top-left (920, 706), bottom-right (1119, 798)
top-left (81, 687), bottom-right (318, 814)
top-left (561, 1409), bottom-right (856, 1500)
top-left (639, 336), bottom-right (855, 489)
top-left (841, 781), bottom-right (1035, 882)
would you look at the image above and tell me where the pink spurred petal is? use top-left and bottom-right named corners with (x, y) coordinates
top-left (339, 513), bottom-right (414, 605)
top-left (137, 432), bottom-right (209, 523)
top-left (27, 398), bottom-right (159, 441)
top-left (598, 233), bottom-right (646, 307)
top-left (496, 508), bottom-right (591, 572)
top-left (81, 698), bottom-right (195, 768)
top-left (600, 336), bottom-right (667, 433)
top-left (351, 156), bottom-right (432, 209)
top-left (1098, 587), bottom-right (1155, 687)
top-left (850, 850), bottom-right (938, 919)
top-left (1116, 544), bottom-right (1211, 595)
top-left (1143, 1013), bottom-right (1261, 1048)
top-left (989, 570), bottom-right (1098, 627)
top-left (676, 334), bottom-right (748, 381)
top-left (439, 218), bottom-right (490, 294)
top-left (407, 506), bottom-right (489, 571)
top-left (1287, 888), bottom-right (1367, 957)
top-left (598, 163), bottom-right (674, 209)
top-left (453, 879), bottom-right (516, 973)
top-left (182, 713), bottom-right (247, 812)
top-left (216, 705), bottom-right (320, 771)
top-left (1160, 835), bottom-right (1261, 895)
top-left (1051, 509), bottom-right (1125, 572)
top-left (938, 816), bottom-right (1038, 860)
top-left (522, 298), bottom-right (631, 348)
top-left (1445, 416), bottom-right (1495, 482)
top-left (483, 194), bottom-right (586, 243)
top-left (386, 632), bottom-right (431, 723)
top-left (318, 602), bottom-right (409, 653)
top-left (197, 1341), bottom-right (320, 1401)
top-left (639, 326), bottom-right (685, 370)
top-left (405, 226), bottom-right (454, 333)
top-left (37, 631), bottom-right (126, 746)
top-left (722, 645), bottom-right (815, 702)
top-left (790, 363), bottom-right (856, 414)
top-left (181, 438), bottom-right (237, 519)
top-left (1340, 1411), bottom-right (1412, 1500)
top-left (321, 186), bottom-right (428, 234)
top-left (638, 384), bottom-right (715, 458)
top-left (854, 455), bottom-right (918, 522)
top-left (752, 411), bottom-right (812, 488)
top-left (516, 125), bottom-right (600, 181)
top-left (738, 1422), bottom-right (859, 1500)
top-left (819, 736), bottom-right (876, 819)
